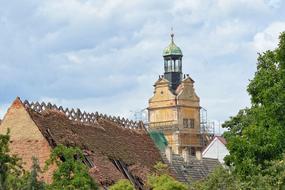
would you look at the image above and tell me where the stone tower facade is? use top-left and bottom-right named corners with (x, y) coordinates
top-left (148, 33), bottom-right (202, 156)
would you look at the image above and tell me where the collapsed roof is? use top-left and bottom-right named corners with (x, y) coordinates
top-left (22, 99), bottom-right (162, 189)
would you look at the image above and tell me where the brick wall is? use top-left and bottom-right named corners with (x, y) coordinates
top-left (0, 99), bottom-right (55, 183)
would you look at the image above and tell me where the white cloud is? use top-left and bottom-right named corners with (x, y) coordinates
top-left (1, 0), bottom-right (285, 123)
top-left (266, 0), bottom-right (282, 8)
top-left (253, 21), bottom-right (285, 52)
top-left (0, 103), bottom-right (9, 120)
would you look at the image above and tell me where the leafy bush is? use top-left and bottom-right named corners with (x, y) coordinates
top-left (0, 129), bottom-right (26, 190)
top-left (45, 144), bottom-right (97, 190)
top-left (147, 162), bottom-right (188, 190)
top-left (109, 179), bottom-right (135, 190)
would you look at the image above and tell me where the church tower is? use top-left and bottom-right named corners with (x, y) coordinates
top-left (148, 33), bottom-right (202, 156)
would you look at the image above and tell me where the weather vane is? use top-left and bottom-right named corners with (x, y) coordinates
top-left (171, 27), bottom-right (174, 42)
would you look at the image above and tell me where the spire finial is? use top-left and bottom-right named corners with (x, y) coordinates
top-left (171, 27), bottom-right (174, 43)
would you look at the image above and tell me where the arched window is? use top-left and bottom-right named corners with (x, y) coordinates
top-left (163, 57), bottom-right (182, 73)
top-left (164, 60), bottom-right (168, 71)
top-left (175, 60), bottom-right (179, 72)
top-left (178, 59), bottom-right (182, 71)
top-left (168, 60), bottom-right (171, 72)
top-left (170, 60), bottom-right (174, 72)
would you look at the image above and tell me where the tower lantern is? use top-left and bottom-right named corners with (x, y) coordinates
top-left (163, 32), bottom-right (183, 91)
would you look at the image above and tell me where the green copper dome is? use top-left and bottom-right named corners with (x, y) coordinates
top-left (163, 33), bottom-right (183, 57)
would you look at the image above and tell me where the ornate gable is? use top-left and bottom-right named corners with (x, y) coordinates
top-left (149, 77), bottom-right (176, 108)
top-left (176, 77), bottom-right (200, 107)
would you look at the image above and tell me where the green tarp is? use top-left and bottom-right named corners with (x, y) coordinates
top-left (149, 131), bottom-right (168, 151)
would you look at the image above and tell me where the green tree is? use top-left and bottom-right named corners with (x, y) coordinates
top-left (45, 144), bottom-right (97, 190)
top-left (190, 165), bottom-right (284, 190)
top-left (148, 174), bottom-right (188, 190)
top-left (191, 166), bottom-right (243, 190)
top-left (260, 155), bottom-right (285, 189)
top-left (147, 162), bottom-right (188, 190)
top-left (0, 129), bottom-right (25, 190)
top-left (23, 157), bottom-right (45, 190)
top-left (109, 179), bottom-right (135, 190)
top-left (179, 31), bottom-right (285, 190)
top-left (223, 32), bottom-right (285, 178)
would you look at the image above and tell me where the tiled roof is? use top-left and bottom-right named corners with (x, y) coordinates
top-left (23, 100), bottom-right (145, 130)
top-left (22, 100), bottom-right (162, 188)
top-left (216, 136), bottom-right (227, 145)
top-left (161, 152), bottom-right (220, 184)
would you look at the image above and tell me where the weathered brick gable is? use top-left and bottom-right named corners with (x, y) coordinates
top-left (0, 98), bottom-right (55, 183)
top-left (1, 98), bottom-right (163, 189)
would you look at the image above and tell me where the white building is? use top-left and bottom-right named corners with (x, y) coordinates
top-left (202, 136), bottom-right (229, 164)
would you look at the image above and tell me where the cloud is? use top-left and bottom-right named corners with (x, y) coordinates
top-left (253, 21), bottom-right (285, 52)
top-left (266, 0), bottom-right (283, 9)
top-left (1, 0), bottom-right (285, 123)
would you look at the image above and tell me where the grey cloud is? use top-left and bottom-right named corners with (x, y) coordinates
top-left (0, 0), bottom-right (285, 123)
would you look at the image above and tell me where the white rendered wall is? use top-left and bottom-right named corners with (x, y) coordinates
top-left (202, 138), bottom-right (229, 164)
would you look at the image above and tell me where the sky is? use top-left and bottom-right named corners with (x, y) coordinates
top-left (1, 0), bottom-right (285, 124)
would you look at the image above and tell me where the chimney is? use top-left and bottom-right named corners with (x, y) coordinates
top-left (165, 146), bottom-right (173, 164)
top-left (195, 150), bottom-right (202, 160)
top-left (182, 148), bottom-right (190, 164)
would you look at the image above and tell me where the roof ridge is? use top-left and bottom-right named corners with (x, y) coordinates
top-left (23, 100), bottom-right (146, 131)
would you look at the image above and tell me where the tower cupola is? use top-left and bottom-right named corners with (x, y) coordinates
top-left (163, 33), bottom-right (183, 57)
top-left (163, 33), bottom-right (183, 91)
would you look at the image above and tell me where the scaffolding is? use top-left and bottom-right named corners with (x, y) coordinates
top-left (200, 107), bottom-right (215, 150)
top-left (130, 108), bottom-right (148, 123)
top-left (143, 106), bottom-right (215, 151)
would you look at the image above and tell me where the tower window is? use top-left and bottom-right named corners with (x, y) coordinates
top-left (183, 119), bottom-right (194, 128)
top-left (190, 147), bottom-right (196, 156)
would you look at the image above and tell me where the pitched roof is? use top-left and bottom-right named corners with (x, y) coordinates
top-left (161, 152), bottom-right (220, 183)
top-left (216, 136), bottom-right (227, 145)
top-left (202, 136), bottom-right (227, 157)
top-left (21, 99), bottom-right (162, 188)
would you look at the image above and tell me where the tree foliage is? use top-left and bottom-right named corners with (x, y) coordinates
top-left (191, 163), bottom-right (285, 190)
top-left (148, 174), bottom-right (188, 190)
top-left (0, 134), bottom-right (97, 190)
top-left (108, 162), bottom-right (188, 190)
top-left (23, 157), bottom-right (45, 190)
top-left (222, 32), bottom-right (285, 179)
top-left (0, 129), bottom-right (26, 190)
top-left (192, 32), bottom-right (285, 189)
top-left (45, 144), bottom-right (97, 190)
top-left (191, 166), bottom-right (243, 190)
top-left (109, 179), bottom-right (135, 190)
top-left (147, 162), bottom-right (188, 190)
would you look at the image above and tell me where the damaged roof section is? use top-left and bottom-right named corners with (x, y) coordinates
top-left (23, 99), bottom-right (162, 188)
top-left (23, 100), bottom-right (145, 130)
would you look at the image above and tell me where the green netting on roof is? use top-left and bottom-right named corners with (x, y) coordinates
top-left (149, 131), bottom-right (168, 151)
